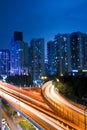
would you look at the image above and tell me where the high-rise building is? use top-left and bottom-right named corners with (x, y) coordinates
top-left (70, 32), bottom-right (87, 72)
top-left (28, 46), bottom-right (32, 74)
top-left (30, 38), bottom-right (45, 84)
top-left (47, 32), bottom-right (87, 76)
top-left (47, 40), bottom-right (59, 75)
top-left (55, 34), bottom-right (71, 75)
top-left (10, 31), bottom-right (28, 75)
top-left (0, 50), bottom-right (10, 76)
top-left (13, 31), bottom-right (23, 41)
top-left (47, 34), bottom-right (71, 76)
top-left (83, 34), bottom-right (87, 69)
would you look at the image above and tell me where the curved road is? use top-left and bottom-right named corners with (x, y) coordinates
top-left (42, 81), bottom-right (87, 130)
top-left (0, 81), bottom-right (86, 130)
top-left (0, 81), bottom-right (67, 130)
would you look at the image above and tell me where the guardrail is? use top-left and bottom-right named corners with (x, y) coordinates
top-left (41, 81), bottom-right (86, 130)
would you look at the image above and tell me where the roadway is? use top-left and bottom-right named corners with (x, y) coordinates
top-left (0, 81), bottom-right (86, 130)
top-left (42, 81), bottom-right (87, 130)
top-left (0, 81), bottom-right (67, 130)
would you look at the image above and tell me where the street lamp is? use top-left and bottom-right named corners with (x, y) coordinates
top-left (84, 106), bottom-right (87, 130)
top-left (41, 76), bottom-right (47, 84)
top-left (41, 76), bottom-right (47, 80)
top-left (55, 78), bottom-right (59, 82)
top-left (18, 85), bottom-right (22, 116)
top-left (82, 98), bottom-right (87, 130)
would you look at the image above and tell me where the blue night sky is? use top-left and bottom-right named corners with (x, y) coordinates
top-left (0, 0), bottom-right (87, 49)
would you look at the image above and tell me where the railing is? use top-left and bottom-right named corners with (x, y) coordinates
top-left (42, 81), bottom-right (87, 130)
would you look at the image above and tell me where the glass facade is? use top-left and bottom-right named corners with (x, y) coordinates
top-left (10, 32), bottom-right (28, 75)
top-left (0, 50), bottom-right (10, 76)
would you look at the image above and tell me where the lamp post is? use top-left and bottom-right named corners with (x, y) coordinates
top-left (84, 106), bottom-right (87, 130)
top-left (18, 85), bottom-right (21, 116)
top-left (19, 85), bottom-right (21, 108)
top-left (83, 98), bottom-right (87, 130)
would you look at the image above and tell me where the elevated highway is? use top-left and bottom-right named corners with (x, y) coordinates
top-left (42, 81), bottom-right (87, 130)
top-left (0, 81), bottom-right (86, 130)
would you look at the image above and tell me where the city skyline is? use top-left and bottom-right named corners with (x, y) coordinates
top-left (0, 0), bottom-right (87, 49)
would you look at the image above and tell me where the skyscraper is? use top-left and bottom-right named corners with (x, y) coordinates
top-left (70, 32), bottom-right (87, 72)
top-left (55, 34), bottom-right (71, 75)
top-left (30, 38), bottom-right (45, 84)
top-left (0, 50), bottom-right (10, 76)
top-left (47, 34), bottom-right (71, 76)
top-left (47, 32), bottom-right (87, 76)
top-left (10, 31), bottom-right (28, 75)
top-left (47, 40), bottom-right (59, 75)
top-left (14, 31), bottom-right (23, 41)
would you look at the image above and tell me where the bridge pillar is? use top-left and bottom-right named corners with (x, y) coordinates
top-left (0, 97), bottom-right (2, 130)
top-left (66, 125), bottom-right (69, 130)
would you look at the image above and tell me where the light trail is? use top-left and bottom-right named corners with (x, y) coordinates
top-left (48, 83), bottom-right (86, 115)
top-left (0, 88), bottom-right (66, 130)
top-left (0, 84), bottom-right (49, 109)
top-left (1, 80), bottom-right (86, 130)
top-left (42, 81), bottom-right (87, 130)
